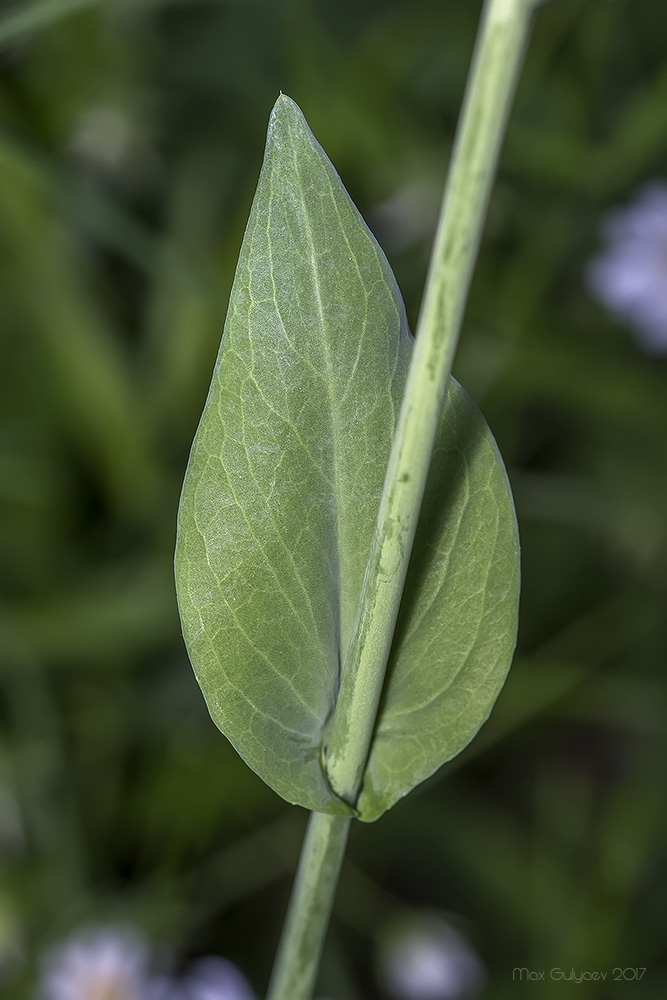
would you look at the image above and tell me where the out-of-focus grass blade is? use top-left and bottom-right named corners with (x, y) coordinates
top-left (6, 557), bottom-right (176, 666)
top-left (0, 622), bottom-right (89, 906)
top-left (0, 0), bottom-right (104, 47)
top-left (0, 0), bottom-right (241, 50)
top-left (141, 153), bottom-right (231, 441)
top-left (0, 138), bottom-right (162, 513)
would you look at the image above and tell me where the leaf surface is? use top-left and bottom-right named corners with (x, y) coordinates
top-left (175, 95), bottom-right (519, 820)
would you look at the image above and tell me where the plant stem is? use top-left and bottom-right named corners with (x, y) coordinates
top-left (267, 1), bottom-right (535, 996)
top-left (325, 0), bottom-right (536, 807)
top-left (266, 812), bottom-right (351, 1000)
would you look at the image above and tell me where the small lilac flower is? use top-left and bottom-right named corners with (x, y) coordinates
top-left (148, 958), bottom-right (254, 1000)
top-left (39, 927), bottom-right (148, 1000)
top-left (586, 183), bottom-right (667, 354)
top-left (379, 914), bottom-right (484, 1000)
top-left (181, 958), bottom-right (254, 1000)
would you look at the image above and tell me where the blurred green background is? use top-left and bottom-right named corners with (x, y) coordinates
top-left (1, 0), bottom-right (666, 997)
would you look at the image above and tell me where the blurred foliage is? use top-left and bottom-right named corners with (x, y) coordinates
top-left (1, 0), bottom-right (666, 997)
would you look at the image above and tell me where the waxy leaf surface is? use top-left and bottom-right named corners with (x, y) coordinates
top-left (175, 96), bottom-right (519, 821)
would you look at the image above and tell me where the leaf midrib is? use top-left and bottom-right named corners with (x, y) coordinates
top-left (282, 128), bottom-right (346, 686)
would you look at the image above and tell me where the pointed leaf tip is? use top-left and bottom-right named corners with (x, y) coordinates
top-left (267, 95), bottom-right (320, 160)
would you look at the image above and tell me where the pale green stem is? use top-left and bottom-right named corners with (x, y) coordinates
top-left (325, 0), bottom-right (536, 805)
top-left (267, 2), bottom-right (535, 997)
top-left (266, 812), bottom-right (351, 1000)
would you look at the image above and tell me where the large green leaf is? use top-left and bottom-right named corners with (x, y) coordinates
top-left (175, 95), bottom-right (519, 822)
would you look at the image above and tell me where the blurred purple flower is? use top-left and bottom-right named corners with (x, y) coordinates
top-left (586, 183), bottom-right (667, 354)
top-left (40, 927), bottom-right (148, 1000)
top-left (183, 958), bottom-right (254, 1000)
top-left (39, 927), bottom-right (253, 1000)
top-left (148, 958), bottom-right (255, 1000)
top-left (379, 915), bottom-right (484, 1000)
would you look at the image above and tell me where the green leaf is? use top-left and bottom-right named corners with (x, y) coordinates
top-left (175, 95), bottom-right (519, 821)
